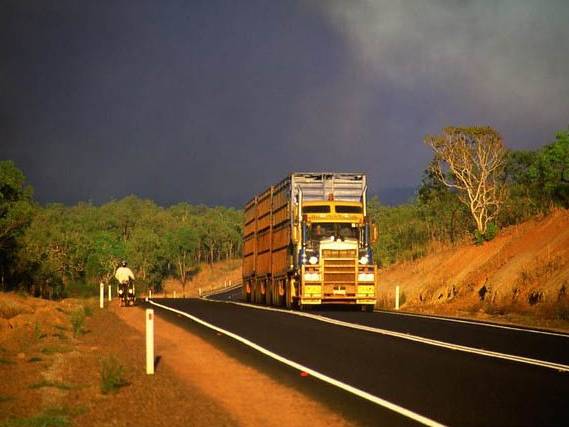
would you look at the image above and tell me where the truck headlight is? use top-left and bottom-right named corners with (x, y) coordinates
top-left (309, 256), bottom-right (318, 265)
top-left (359, 256), bottom-right (369, 265)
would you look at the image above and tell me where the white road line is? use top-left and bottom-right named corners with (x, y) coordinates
top-left (205, 298), bottom-right (569, 373)
top-left (373, 309), bottom-right (569, 338)
top-left (208, 288), bottom-right (569, 339)
top-left (148, 299), bottom-right (446, 427)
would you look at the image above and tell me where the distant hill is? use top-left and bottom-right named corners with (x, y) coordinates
top-left (377, 209), bottom-right (569, 330)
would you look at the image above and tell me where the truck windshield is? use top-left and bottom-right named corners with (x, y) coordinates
top-left (308, 223), bottom-right (358, 241)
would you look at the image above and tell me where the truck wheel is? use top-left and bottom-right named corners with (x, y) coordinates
top-left (259, 280), bottom-right (266, 305)
top-left (276, 280), bottom-right (285, 307)
top-left (252, 283), bottom-right (258, 304)
top-left (285, 280), bottom-right (292, 310)
top-left (266, 282), bottom-right (272, 306)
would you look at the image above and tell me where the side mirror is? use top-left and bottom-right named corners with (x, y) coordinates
top-left (371, 222), bottom-right (378, 245)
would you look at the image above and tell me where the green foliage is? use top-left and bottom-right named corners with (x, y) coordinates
top-left (417, 166), bottom-right (471, 243)
top-left (530, 130), bottom-right (569, 207)
top-left (368, 200), bottom-right (430, 266)
top-left (70, 308), bottom-right (86, 337)
top-left (0, 414), bottom-right (69, 427)
top-left (32, 321), bottom-right (43, 341)
top-left (100, 355), bottom-right (127, 394)
top-left (484, 222), bottom-right (499, 241)
top-left (85, 231), bottom-right (125, 284)
top-left (83, 304), bottom-right (93, 317)
top-left (40, 345), bottom-right (71, 355)
top-left (500, 130), bottom-right (569, 226)
top-left (10, 193), bottom-right (242, 297)
top-left (0, 161), bottom-right (34, 291)
top-left (473, 223), bottom-right (498, 245)
top-left (0, 406), bottom-right (84, 427)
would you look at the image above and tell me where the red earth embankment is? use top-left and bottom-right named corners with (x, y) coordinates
top-left (377, 209), bottom-right (569, 330)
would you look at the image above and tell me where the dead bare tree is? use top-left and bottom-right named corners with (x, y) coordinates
top-left (424, 126), bottom-right (507, 237)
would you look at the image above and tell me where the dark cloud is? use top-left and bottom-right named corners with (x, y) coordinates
top-left (1, 1), bottom-right (568, 206)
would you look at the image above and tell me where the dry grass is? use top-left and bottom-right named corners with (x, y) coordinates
top-left (0, 299), bottom-right (31, 320)
top-left (378, 210), bottom-right (569, 331)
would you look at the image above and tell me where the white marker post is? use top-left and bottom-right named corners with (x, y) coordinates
top-left (99, 282), bottom-right (104, 308)
top-left (149, 289), bottom-right (152, 299)
top-left (146, 309), bottom-right (155, 375)
top-left (173, 291), bottom-right (176, 299)
top-left (108, 284), bottom-right (112, 302)
top-left (198, 288), bottom-right (202, 297)
top-left (395, 286), bottom-right (400, 310)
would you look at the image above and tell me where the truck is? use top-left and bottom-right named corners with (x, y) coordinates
top-left (242, 172), bottom-right (378, 310)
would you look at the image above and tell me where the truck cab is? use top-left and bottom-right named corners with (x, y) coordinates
top-left (297, 200), bottom-right (377, 309)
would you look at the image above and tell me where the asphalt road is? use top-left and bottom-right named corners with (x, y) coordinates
top-left (151, 295), bottom-right (569, 426)
top-left (211, 287), bottom-right (569, 366)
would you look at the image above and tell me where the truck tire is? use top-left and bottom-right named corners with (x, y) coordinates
top-left (285, 279), bottom-right (293, 310)
top-left (255, 282), bottom-right (261, 304)
top-left (266, 281), bottom-right (273, 306)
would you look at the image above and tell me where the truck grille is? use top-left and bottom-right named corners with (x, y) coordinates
top-left (322, 249), bottom-right (356, 295)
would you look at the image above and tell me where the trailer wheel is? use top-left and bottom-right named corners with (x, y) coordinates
top-left (259, 280), bottom-right (266, 305)
top-left (251, 281), bottom-right (257, 304)
top-left (266, 281), bottom-right (273, 306)
top-left (244, 281), bottom-right (251, 303)
top-left (276, 280), bottom-right (285, 307)
top-left (285, 279), bottom-right (293, 310)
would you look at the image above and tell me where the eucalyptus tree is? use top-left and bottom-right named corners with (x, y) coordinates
top-left (165, 224), bottom-right (199, 296)
top-left (425, 126), bottom-right (507, 239)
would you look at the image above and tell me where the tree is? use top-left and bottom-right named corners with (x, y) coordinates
top-left (417, 164), bottom-right (470, 244)
top-left (424, 126), bottom-right (507, 238)
top-left (86, 231), bottom-right (126, 285)
top-left (0, 161), bottom-right (34, 289)
top-left (530, 130), bottom-right (569, 207)
top-left (500, 149), bottom-right (543, 224)
top-left (165, 225), bottom-right (199, 296)
top-left (126, 226), bottom-right (165, 284)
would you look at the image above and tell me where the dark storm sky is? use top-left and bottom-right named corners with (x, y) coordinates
top-left (2, 1), bottom-right (568, 207)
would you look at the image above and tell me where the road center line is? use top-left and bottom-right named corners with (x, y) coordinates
top-left (206, 298), bottom-right (569, 373)
top-left (148, 299), bottom-right (446, 427)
